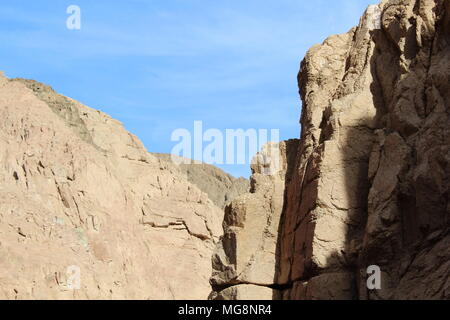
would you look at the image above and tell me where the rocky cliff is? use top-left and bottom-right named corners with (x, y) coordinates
top-left (211, 0), bottom-right (449, 300)
top-left (0, 74), bottom-right (246, 299)
top-left (0, 0), bottom-right (448, 301)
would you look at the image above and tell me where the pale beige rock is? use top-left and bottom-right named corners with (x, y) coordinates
top-left (212, 285), bottom-right (275, 300)
top-left (210, 140), bottom-right (299, 299)
top-left (211, 0), bottom-right (449, 300)
top-left (0, 76), bottom-right (224, 300)
top-left (1, 0), bottom-right (448, 301)
top-left (154, 154), bottom-right (249, 209)
top-left (277, 0), bottom-right (450, 300)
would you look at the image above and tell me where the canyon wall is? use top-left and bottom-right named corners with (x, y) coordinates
top-left (212, 0), bottom-right (449, 300)
top-left (0, 75), bottom-right (246, 299)
top-left (0, 0), bottom-right (448, 301)
top-left (210, 141), bottom-right (299, 300)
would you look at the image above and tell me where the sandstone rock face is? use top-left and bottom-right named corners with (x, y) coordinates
top-left (283, 0), bottom-right (450, 300)
top-left (212, 0), bottom-right (449, 300)
top-left (1, 0), bottom-right (448, 301)
top-left (210, 140), bottom-right (299, 300)
top-left (279, 0), bottom-right (449, 300)
top-left (154, 154), bottom-right (249, 209)
top-left (0, 74), bottom-right (224, 299)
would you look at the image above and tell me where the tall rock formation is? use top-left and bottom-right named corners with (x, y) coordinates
top-left (211, 0), bottom-right (449, 300)
top-left (210, 141), bottom-right (299, 300)
top-left (0, 74), bottom-right (234, 299)
top-left (1, 0), bottom-right (448, 301)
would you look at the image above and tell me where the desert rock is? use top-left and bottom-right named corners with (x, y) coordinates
top-left (0, 74), bottom-right (226, 299)
top-left (154, 154), bottom-right (249, 209)
top-left (211, 0), bottom-right (449, 300)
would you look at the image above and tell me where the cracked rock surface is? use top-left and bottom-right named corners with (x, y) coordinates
top-left (0, 74), bottom-right (230, 299)
top-left (211, 0), bottom-right (449, 300)
top-left (210, 140), bottom-right (299, 299)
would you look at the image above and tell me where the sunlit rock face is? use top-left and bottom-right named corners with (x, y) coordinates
top-left (153, 153), bottom-right (249, 209)
top-left (0, 74), bottom-right (234, 300)
top-left (210, 140), bottom-right (299, 300)
top-left (0, 0), bottom-right (448, 301)
top-left (211, 0), bottom-right (450, 300)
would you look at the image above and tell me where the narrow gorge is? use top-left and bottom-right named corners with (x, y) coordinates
top-left (0, 0), bottom-right (448, 300)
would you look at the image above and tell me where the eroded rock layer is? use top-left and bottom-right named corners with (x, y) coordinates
top-left (210, 141), bottom-right (299, 300)
top-left (0, 74), bottom-right (226, 299)
top-left (211, 0), bottom-right (449, 300)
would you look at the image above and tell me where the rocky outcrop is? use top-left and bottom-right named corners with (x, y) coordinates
top-left (154, 154), bottom-right (249, 209)
top-left (211, 0), bottom-right (449, 300)
top-left (1, 0), bottom-right (448, 301)
top-left (0, 74), bottom-right (225, 299)
top-left (210, 140), bottom-right (299, 299)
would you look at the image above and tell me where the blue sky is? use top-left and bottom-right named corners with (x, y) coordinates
top-left (0, 0), bottom-right (376, 177)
